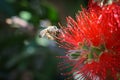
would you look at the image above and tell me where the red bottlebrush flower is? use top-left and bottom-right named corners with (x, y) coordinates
top-left (55, 0), bottom-right (120, 80)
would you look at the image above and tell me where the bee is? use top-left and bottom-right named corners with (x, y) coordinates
top-left (93, 0), bottom-right (118, 6)
top-left (39, 26), bottom-right (59, 40)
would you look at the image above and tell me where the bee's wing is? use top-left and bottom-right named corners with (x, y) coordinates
top-left (39, 29), bottom-right (47, 38)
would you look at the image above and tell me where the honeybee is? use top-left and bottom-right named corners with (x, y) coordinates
top-left (39, 26), bottom-right (59, 40)
top-left (93, 0), bottom-right (118, 6)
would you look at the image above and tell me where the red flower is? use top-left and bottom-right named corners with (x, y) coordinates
top-left (56, 0), bottom-right (120, 80)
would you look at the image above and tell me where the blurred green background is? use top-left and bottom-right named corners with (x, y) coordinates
top-left (0, 0), bottom-right (87, 80)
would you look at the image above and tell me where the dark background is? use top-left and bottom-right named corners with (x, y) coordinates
top-left (0, 0), bottom-right (87, 80)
